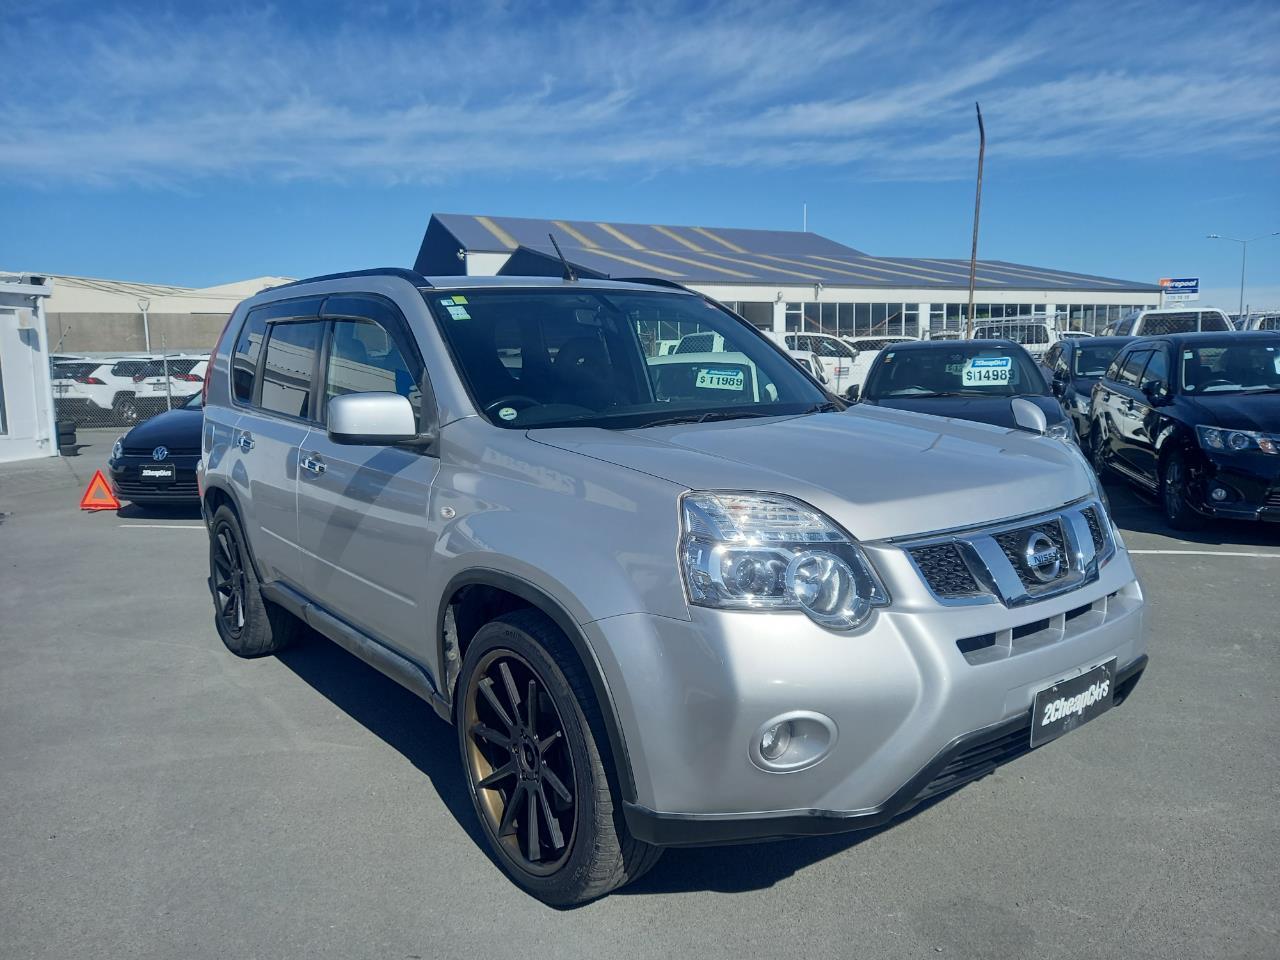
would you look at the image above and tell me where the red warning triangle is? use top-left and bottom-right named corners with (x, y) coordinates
top-left (80, 469), bottom-right (121, 511)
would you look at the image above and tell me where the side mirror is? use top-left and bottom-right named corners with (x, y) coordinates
top-left (1011, 396), bottom-right (1048, 434)
top-left (1142, 381), bottom-right (1169, 405)
top-left (327, 392), bottom-right (420, 445)
top-left (844, 384), bottom-right (861, 402)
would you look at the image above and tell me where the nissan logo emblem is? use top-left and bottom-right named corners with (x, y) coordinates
top-left (152, 446), bottom-right (169, 462)
top-left (1022, 531), bottom-right (1062, 583)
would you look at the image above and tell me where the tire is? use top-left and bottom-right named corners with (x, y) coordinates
top-left (208, 505), bottom-right (302, 657)
top-left (112, 393), bottom-right (140, 426)
top-left (1088, 421), bottom-right (1108, 473)
top-left (456, 609), bottom-right (662, 906)
top-left (1160, 451), bottom-right (1205, 531)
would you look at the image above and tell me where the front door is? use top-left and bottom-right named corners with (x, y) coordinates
top-left (295, 295), bottom-right (439, 656)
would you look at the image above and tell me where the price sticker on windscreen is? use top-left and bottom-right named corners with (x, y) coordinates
top-left (962, 355), bottom-right (1013, 386)
top-left (695, 367), bottom-right (745, 391)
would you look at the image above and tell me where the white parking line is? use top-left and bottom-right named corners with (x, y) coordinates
top-left (1128, 549), bottom-right (1280, 558)
top-left (118, 524), bottom-right (205, 529)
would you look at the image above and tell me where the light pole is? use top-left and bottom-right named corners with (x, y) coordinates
top-left (1207, 231), bottom-right (1279, 322)
top-left (137, 297), bottom-right (152, 353)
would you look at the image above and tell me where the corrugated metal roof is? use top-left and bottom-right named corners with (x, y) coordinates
top-left (419, 213), bottom-right (1159, 292)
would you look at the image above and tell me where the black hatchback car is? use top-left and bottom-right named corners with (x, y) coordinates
top-left (854, 339), bottom-right (1075, 440)
top-left (1089, 332), bottom-right (1280, 528)
top-left (1040, 336), bottom-right (1133, 440)
top-left (107, 393), bottom-right (203, 506)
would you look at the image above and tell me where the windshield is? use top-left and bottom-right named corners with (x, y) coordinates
top-left (1073, 343), bottom-right (1126, 378)
top-left (1180, 338), bottom-right (1280, 395)
top-left (425, 288), bottom-right (826, 429)
top-left (864, 343), bottom-right (1047, 399)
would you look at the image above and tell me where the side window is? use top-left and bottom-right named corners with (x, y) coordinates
top-left (1141, 348), bottom-right (1169, 391)
top-left (259, 321), bottom-right (325, 419)
top-left (232, 308), bottom-right (269, 404)
top-left (1103, 356), bottom-right (1124, 382)
top-left (1118, 350), bottom-right (1151, 387)
top-left (1044, 344), bottom-right (1060, 368)
top-left (326, 318), bottom-right (423, 426)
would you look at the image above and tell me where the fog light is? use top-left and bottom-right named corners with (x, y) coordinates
top-left (1210, 486), bottom-right (1229, 502)
top-left (760, 721), bottom-right (793, 761)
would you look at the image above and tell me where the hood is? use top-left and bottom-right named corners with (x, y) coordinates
top-left (530, 405), bottom-right (1094, 541)
top-left (1178, 394), bottom-right (1280, 433)
top-left (123, 407), bottom-right (203, 449)
top-left (868, 394), bottom-right (1065, 430)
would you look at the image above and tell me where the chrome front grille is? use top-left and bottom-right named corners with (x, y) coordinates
top-left (902, 499), bottom-right (1115, 608)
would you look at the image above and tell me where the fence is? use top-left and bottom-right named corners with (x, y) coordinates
top-left (51, 346), bottom-right (209, 431)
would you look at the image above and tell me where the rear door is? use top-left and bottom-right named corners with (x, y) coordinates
top-left (294, 294), bottom-right (440, 653)
top-left (1129, 343), bottom-right (1171, 481)
top-left (223, 297), bottom-right (326, 588)
top-left (1110, 348), bottom-right (1154, 475)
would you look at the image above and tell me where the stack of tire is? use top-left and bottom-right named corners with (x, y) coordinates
top-left (56, 419), bottom-right (78, 456)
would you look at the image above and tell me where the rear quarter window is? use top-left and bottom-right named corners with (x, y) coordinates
top-left (232, 310), bottom-right (269, 404)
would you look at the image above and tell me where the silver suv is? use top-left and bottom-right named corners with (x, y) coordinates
top-left (198, 269), bottom-right (1147, 905)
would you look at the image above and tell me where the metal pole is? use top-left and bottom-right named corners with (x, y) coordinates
top-left (138, 298), bottom-right (151, 353)
top-left (1238, 242), bottom-right (1247, 321)
top-left (803, 202), bottom-right (808, 232)
top-left (966, 102), bottom-right (985, 339)
top-left (161, 334), bottom-right (172, 410)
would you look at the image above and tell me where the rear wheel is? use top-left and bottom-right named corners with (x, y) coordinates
top-left (208, 505), bottom-right (301, 657)
top-left (457, 609), bottom-right (661, 905)
top-left (1088, 421), bottom-right (1109, 473)
top-left (1160, 451), bottom-right (1205, 531)
top-left (112, 394), bottom-right (139, 425)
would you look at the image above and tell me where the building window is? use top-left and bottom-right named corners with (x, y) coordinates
top-left (784, 302), bottom-right (803, 331)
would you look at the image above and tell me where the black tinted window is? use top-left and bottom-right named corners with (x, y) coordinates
top-left (1117, 350), bottom-right (1151, 386)
top-left (326, 318), bottom-right (422, 425)
top-left (1141, 349), bottom-right (1169, 389)
top-left (233, 310), bottom-right (269, 404)
top-left (260, 321), bottom-right (324, 418)
top-left (1074, 344), bottom-right (1125, 378)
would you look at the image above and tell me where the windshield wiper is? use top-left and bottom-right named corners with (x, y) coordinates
top-left (637, 410), bottom-right (778, 428)
top-left (802, 400), bottom-right (845, 414)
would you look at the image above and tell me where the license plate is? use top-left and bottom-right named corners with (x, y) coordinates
top-left (54, 384), bottom-right (69, 395)
top-left (139, 463), bottom-right (176, 483)
top-left (1030, 659), bottom-right (1116, 747)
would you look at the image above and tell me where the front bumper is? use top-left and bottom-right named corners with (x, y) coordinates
top-left (586, 548), bottom-right (1147, 847)
top-left (1190, 453), bottom-right (1280, 522)
top-left (108, 458), bottom-right (200, 503)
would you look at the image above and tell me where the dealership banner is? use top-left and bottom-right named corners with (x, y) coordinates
top-left (1160, 277), bottom-right (1200, 303)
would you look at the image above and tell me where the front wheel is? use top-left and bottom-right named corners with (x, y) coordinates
top-left (112, 393), bottom-right (140, 425)
top-left (1088, 421), bottom-right (1109, 473)
top-left (1161, 451), bottom-right (1205, 531)
top-left (457, 610), bottom-right (661, 905)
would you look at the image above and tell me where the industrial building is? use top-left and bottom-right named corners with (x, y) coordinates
top-left (415, 214), bottom-right (1162, 336)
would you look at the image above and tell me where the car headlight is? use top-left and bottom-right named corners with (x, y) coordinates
top-left (111, 437), bottom-right (124, 461)
top-left (1196, 425), bottom-right (1278, 455)
top-left (1046, 420), bottom-right (1075, 442)
top-left (679, 492), bottom-right (888, 630)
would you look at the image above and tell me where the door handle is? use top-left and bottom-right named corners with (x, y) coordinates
top-left (301, 454), bottom-right (326, 476)
top-left (236, 432), bottom-right (255, 452)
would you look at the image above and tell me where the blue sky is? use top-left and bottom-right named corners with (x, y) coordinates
top-left (2, 0), bottom-right (1278, 308)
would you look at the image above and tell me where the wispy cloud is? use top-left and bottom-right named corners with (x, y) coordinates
top-left (1, 0), bottom-right (1276, 185)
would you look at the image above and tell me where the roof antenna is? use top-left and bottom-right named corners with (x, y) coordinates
top-left (548, 232), bottom-right (577, 282)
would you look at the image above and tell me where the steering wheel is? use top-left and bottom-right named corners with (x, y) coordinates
top-left (484, 395), bottom-right (542, 417)
top-left (1196, 378), bottom-right (1231, 391)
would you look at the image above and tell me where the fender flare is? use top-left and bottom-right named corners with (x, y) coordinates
top-left (438, 568), bottom-right (638, 804)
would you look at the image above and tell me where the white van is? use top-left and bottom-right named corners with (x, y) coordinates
top-left (764, 332), bottom-right (858, 394)
top-left (1103, 308), bottom-right (1231, 337)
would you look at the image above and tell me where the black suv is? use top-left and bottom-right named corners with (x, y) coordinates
top-left (1041, 336), bottom-right (1133, 441)
top-left (1088, 332), bottom-right (1280, 528)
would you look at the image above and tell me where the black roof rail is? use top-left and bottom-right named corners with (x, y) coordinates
top-left (271, 267), bottom-right (433, 291)
top-left (613, 276), bottom-right (700, 295)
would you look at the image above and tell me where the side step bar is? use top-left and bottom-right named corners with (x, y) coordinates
top-left (261, 581), bottom-right (452, 722)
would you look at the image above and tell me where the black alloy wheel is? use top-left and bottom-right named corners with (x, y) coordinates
top-left (207, 504), bottom-right (300, 657)
top-left (1161, 451), bottom-right (1205, 531)
top-left (113, 394), bottom-right (139, 425)
top-left (212, 521), bottom-right (248, 641)
top-left (463, 648), bottom-right (577, 876)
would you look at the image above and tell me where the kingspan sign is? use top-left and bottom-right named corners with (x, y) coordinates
top-left (1160, 277), bottom-right (1200, 303)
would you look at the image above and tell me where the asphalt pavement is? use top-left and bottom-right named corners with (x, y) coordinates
top-left (1, 430), bottom-right (1277, 959)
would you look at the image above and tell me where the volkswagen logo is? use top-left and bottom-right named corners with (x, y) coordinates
top-left (152, 447), bottom-right (169, 462)
top-left (1022, 531), bottom-right (1062, 583)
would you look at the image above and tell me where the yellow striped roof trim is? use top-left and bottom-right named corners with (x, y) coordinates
top-left (473, 215), bottom-right (518, 249)
top-left (650, 224), bottom-right (707, 252)
top-left (690, 227), bottom-right (748, 254)
top-left (594, 222), bottom-right (646, 250)
top-left (849, 254), bottom-right (977, 282)
top-left (550, 221), bottom-right (599, 248)
top-left (751, 253), bottom-right (891, 283)
top-left (690, 249), bottom-right (828, 281)
top-left (953, 260), bottom-right (1126, 288)
top-left (578, 248), bottom-right (685, 277)
top-left (808, 254), bottom-right (1007, 286)
top-left (637, 249), bottom-right (757, 279)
